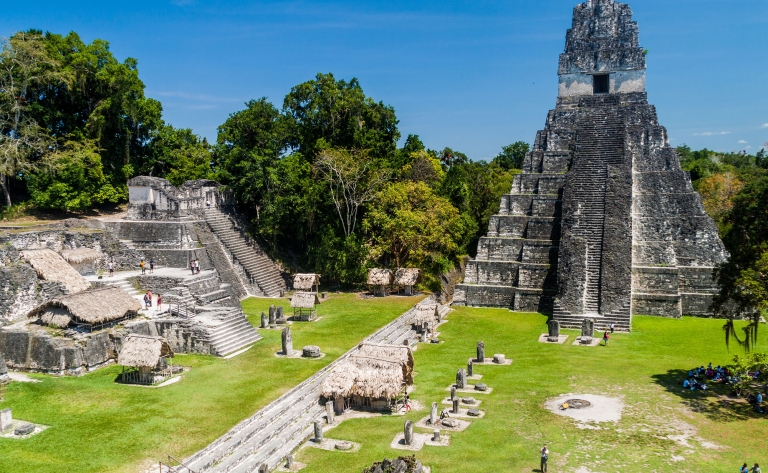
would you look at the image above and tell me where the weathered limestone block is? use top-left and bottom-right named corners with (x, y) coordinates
top-left (430, 402), bottom-right (438, 425)
top-left (452, 398), bottom-right (460, 414)
top-left (326, 401), bottom-right (335, 424)
top-left (476, 341), bottom-right (485, 362)
top-left (403, 420), bottom-right (413, 445)
top-left (0, 408), bottom-right (11, 431)
top-left (456, 368), bottom-right (467, 389)
top-left (260, 312), bottom-right (267, 328)
top-left (313, 419), bottom-right (323, 442)
top-left (281, 327), bottom-right (292, 355)
top-left (493, 354), bottom-right (505, 364)
top-left (548, 320), bottom-right (560, 338)
top-left (467, 359), bottom-right (473, 377)
top-left (303, 345), bottom-right (321, 358)
top-left (581, 319), bottom-right (594, 338)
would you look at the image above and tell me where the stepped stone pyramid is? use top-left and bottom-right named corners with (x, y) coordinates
top-left (454, 0), bottom-right (727, 329)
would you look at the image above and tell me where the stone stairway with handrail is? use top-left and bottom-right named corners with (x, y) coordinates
top-left (204, 209), bottom-right (286, 298)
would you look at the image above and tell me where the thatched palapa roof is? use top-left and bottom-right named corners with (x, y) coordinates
top-left (367, 268), bottom-right (393, 286)
top-left (40, 307), bottom-right (73, 328)
top-left (412, 303), bottom-right (439, 326)
top-left (293, 273), bottom-right (320, 291)
top-left (291, 292), bottom-right (319, 308)
top-left (29, 286), bottom-right (142, 325)
top-left (321, 343), bottom-right (414, 399)
top-left (21, 249), bottom-right (91, 293)
top-left (60, 247), bottom-right (103, 264)
top-left (394, 268), bottom-right (421, 286)
top-left (118, 334), bottom-right (174, 368)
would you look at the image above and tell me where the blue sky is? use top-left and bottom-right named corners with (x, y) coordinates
top-left (3, 0), bottom-right (767, 159)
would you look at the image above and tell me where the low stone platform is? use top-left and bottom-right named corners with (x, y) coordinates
top-left (306, 438), bottom-right (361, 453)
top-left (446, 385), bottom-right (494, 395)
top-left (390, 432), bottom-right (449, 451)
top-left (415, 416), bottom-right (471, 431)
top-left (572, 336), bottom-right (602, 347)
top-left (538, 334), bottom-right (569, 344)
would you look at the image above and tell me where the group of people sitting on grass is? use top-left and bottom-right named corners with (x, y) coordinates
top-left (682, 363), bottom-right (767, 414)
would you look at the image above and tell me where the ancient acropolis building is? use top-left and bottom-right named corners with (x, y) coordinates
top-left (454, 0), bottom-right (727, 329)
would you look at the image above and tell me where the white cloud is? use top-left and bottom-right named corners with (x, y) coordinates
top-left (738, 140), bottom-right (748, 144)
top-left (746, 146), bottom-right (752, 149)
top-left (693, 131), bottom-right (731, 136)
top-left (762, 123), bottom-right (768, 128)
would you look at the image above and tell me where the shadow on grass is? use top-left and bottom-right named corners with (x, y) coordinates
top-left (651, 369), bottom-right (759, 422)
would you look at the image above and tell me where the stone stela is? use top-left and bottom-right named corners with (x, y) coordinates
top-left (453, 0), bottom-right (727, 331)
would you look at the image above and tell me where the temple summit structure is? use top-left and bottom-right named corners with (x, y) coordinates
top-left (453, 0), bottom-right (727, 330)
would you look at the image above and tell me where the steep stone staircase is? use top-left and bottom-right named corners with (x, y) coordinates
top-left (204, 209), bottom-right (286, 298)
top-left (553, 106), bottom-right (631, 330)
top-left (176, 301), bottom-right (450, 473)
top-left (196, 307), bottom-right (262, 357)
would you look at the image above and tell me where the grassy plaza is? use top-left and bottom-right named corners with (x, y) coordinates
top-left (0, 294), bottom-right (423, 473)
top-left (298, 305), bottom-right (766, 473)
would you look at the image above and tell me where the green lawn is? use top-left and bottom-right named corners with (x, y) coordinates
top-left (0, 293), bottom-right (424, 473)
top-left (298, 307), bottom-right (768, 473)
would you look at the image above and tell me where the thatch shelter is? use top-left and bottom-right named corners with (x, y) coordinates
top-left (293, 273), bottom-right (320, 293)
top-left (322, 343), bottom-right (414, 411)
top-left (367, 268), bottom-right (393, 297)
top-left (411, 303), bottom-right (440, 336)
top-left (118, 334), bottom-right (175, 385)
top-left (60, 248), bottom-right (103, 276)
top-left (21, 249), bottom-right (91, 293)
top-left (29, 286), bottom-right (142, 331)
top-left (394, 268), bottom-right (422, 296)
top-left (290, 291), bottom-right (319, 321)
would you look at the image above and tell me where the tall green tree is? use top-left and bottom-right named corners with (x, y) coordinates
top-left (363, 181), bottom-right (472, 288)
top-left (492, 141), bottom-right (529, 170)
top-left (282, 73), bottom-right (400, 162)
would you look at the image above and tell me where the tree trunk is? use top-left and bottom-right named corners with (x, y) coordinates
top-left (0, 174), bottom-right (11, 207)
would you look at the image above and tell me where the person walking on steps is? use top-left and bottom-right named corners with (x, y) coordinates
top-left (108, 261), bottom-right (114, 277)
top-left (603, 331), bottom-right (610, 346)
top-left (610, 322), bottom-right (615, 334)
top-left (540, 445), bottom-right (549, 472)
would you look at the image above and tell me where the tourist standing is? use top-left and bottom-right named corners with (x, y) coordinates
top-left (603, 331), bottom-right (609, 346)
top-left (143, 293), bottom-right (149, 310)
top-left (190, 260), bottom-right (195, 275)
top-left (149, 259), bottom-right (154, 274)
top-left (147, 291), bottom-right (153, 308)
top-left (195, 259), bottom-right (200, 274)
top-left (108, 261), bottom-right (114, 277)
top-left (157, 294), bottom-right (163, 310)
top-left (140, 259), bottom-right (146, 275)
top-left (751, 463), bottom-right (762, 473)
top-left (404, 392), bottom-right (411, 412)
top-left (610, 322), bottom-right (615, 334)
top-left (741, 463), bottom-right (749, 473)
top-left (540, 445), bottom-right (549, 472)
top-left (206, 199), bottom-right (211, 209)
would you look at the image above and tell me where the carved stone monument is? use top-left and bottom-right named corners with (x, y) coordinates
top-left (403, 420), bottom-right (413, 446)
top-left (456, 368), bottom-right (467, 389)
top-left (430, 402), bottom-right (438, 425)
top-left (0, 408), bottom-right (11, 431)
top-left (433, 429), bottom-right (440, 441)
top-left (476, 341), bottom-right (485, 362)
top-left (547, 320), bottom-right (560, 340)
top-left (452, 398), bottom-right (460, 414)
top-left (450, 386), bottom-right (457, 401)
top-left (467, 359), bottom-right (473, 377)
top-left (326, 401), bottom-right (335, 424)
top-left (260, 312), bottom-right (267, 329)
top-left (258, 464), bottom-right (268, 473)
top-left (581, 318), bottom-right (594, 338)
top-left (269, 305), bottom-right (276, 325)
top-left (281, 327), bottom-right (293, 355)
top-left (314, 419), bottom-right (323, 442)
top-left (285, 454), bottom-right (294, 469)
